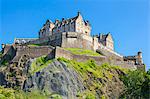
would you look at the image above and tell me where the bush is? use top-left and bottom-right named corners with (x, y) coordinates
top-left (120, 70), bottom-right (150, 98)
top-left (0, 86), bottom-right (49, 99)
top-left (50, 94), bottom-right (62, 99)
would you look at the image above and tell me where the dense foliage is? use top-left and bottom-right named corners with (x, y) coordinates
top-left (120, 69), bottom-right (150, 99)
top-left (0, 86), bottom-right (48, 99)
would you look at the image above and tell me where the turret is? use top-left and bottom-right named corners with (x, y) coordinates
top-left (137, 51), bottom-right (143, 65)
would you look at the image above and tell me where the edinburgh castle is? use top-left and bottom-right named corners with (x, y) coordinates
top-left (1, 12), bottom-right (145, 71)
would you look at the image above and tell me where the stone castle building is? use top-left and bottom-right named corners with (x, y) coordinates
top-left (1, 12), bottom-right (145, 71)
top-left (39, 12), bottom-right (91, 38)
top-left (14, 12), bottom-right (114, 51)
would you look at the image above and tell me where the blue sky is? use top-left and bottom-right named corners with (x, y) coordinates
top-left (0, 0), bottom-right (150, 70)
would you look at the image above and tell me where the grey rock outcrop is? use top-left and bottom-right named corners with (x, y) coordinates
top-left (23, 60), bottom-right (85, 99)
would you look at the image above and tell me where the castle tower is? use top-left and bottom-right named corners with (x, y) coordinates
top-left (137, 51), bottom-right (143, 65)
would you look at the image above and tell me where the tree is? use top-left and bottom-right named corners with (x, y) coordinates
top-left (120, 70), bottom-right (150, 99)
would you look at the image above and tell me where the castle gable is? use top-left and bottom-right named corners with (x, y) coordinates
top-left (98, 33), bottom-right (114, 51)
top-left (106, 33), bottom-right (113, 43)
top-left (39, 12), bottom-right (91, 38)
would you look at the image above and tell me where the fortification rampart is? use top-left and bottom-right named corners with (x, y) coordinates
top-left (24, 32), bottom-right (98, 51)
top-left (26, 33), bottom-right (62, 47)
top-left (61, 32), bottom-right (97, 50)
top-left (1, 45), bottom-right (141, 70)
top-left (0, 45), bottom-right (16, 64)
top-left (55, 46), bottom-right (107, 65)
top-left (12, 46), bottom-right (54, 62)
top-left (55, 46), bottom-right (138, 69)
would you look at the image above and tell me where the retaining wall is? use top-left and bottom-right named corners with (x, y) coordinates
top-left (55, 46), bottom-right (107, 65)
top-left (12, 46), bottom-right (54, 62)
top-left (55, 46), bottom-right (139, 69)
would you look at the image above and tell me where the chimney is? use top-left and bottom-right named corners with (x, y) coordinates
top-left (55, 19), bottom-right (59, 24)
top-left (100, 33), bottom-right (103, 40)
top-left (62, 18), bottom-right (65, 21)
top-left (1, 44), bottom-right (5, 49)
top-left (77, 11), bottom-right (81, 16)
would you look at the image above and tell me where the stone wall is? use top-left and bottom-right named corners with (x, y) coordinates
top-left (26, 33), bottom-right (62, 47)
top-left (12, 46), bottom-right (54, 62)
top-left (27, 32), bottom-right (96, 51)
top-left (55, 46), bottom-right (139, 69)
top-left (0, 45), bottom-right (16, 64)
top-left (55, 46), bottom-right (107, 65)
top-left (55, 46), bottom-right (73, 60)
top-left (1, 44), bottom-right (142, 70)
top-left (61, 32), bottom-right (94, 50)
top-left (3, 45), bottom-right (12, 55)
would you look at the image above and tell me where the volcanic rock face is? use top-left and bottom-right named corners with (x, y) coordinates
top-left (0, 56), bottom-right (126, 99)
top-left (23, 60), bottom-right (85, 99)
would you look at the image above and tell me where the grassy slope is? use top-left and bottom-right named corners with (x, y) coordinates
top-left (29, 56), bottom-right (52, 75)
top-left (27, 44), bottom-right (42, 47)
top-left (57, 57), bottom-right (128, 99)
top-left (64, 48), bottom-right (101, 56)
top-left (0, 86), bottom-right (62, 99)
top-left (1, 56), bottom-right (149, 99)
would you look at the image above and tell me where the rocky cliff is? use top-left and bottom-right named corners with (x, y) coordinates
top-left (0, 55), bottom-right (129, 99)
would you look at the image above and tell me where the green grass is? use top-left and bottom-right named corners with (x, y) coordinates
top-left (57, 57), bottom-right (127, 80)
top-left (27, 44), bottom-right (42, 47)
top-left (50, 94), bottom-right (62, 99)
top-left (0, 52), bottom-right (2, 57)
top-left (0, 86), bottom-right (51, 99)
top-left (29, 56), bottom-right (52, 75)
top-left (0, 86), bottom-right (63, 99)
top-left (57, 57), bottom-right (129, 98)
top-left (64, 48), bottom-right (101, 56)
top-left (1, 60), bottom-right (8, 66)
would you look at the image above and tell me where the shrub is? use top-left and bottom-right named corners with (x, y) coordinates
top-left (29, 56), bottom-right (52, 75)
top-left (50, 94), bottom-right (62, 99)
top-left (0, 86), bottom-right (49, 99)
top-left (120, 70), bottom-right (150, 98)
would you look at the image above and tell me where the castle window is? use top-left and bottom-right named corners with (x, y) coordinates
top-left (85, 31), bottom-right (87, 34)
